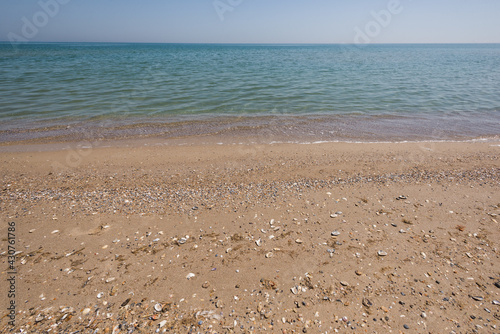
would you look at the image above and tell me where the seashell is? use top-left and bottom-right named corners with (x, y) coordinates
top-left (265, 252), bottom-right (273, 258)
top-left (97, 292), bottom-right (104, 299)
top-left (331, 231), bottom-right (340, 236)
top-left (154, 303), bottom-right (163, 312)
top-left (362, 298), bottom-right (373, 307)
top-left (295, 239), bottom-right (303, 244)
top-left (186, 273), bottom-right (196, 279)
top-left (178, 238), bottom-right (187, 244)
top-left (470, 295), bottom-right (484, 301)
top-left (255, 239), bottom-right (262, 247)
top-left (82, 308), bottom-right (91, 315)
top-left (291, 286), bottom-right (300, 295)
top-left (377, 250), bottom-right (388, 257)
top-left (51, 230), bottom-right (59, 234)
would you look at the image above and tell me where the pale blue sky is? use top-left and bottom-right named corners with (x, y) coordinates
top-left (1, 0), bottom-right (499, 44)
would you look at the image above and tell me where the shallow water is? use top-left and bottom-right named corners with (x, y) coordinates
top-left (1, 43), bottom-right (499, 143)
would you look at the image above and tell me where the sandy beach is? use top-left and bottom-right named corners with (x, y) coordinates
top-left (1, 140), bottom-right (500, 333)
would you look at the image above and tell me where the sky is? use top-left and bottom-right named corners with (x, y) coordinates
top-left (1, 0), bottom-right (499, 44)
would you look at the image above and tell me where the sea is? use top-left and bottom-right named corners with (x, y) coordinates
top-left (1, 42), bottom-right (499, 145)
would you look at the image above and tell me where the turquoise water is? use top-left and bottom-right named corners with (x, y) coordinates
top-left (1, 43), bottom-right (499, 143)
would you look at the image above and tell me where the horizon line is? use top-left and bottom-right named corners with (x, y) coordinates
top-left (2, 41), bottom-right (500, 45)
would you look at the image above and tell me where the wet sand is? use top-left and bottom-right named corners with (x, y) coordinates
top-left (1, 141), bottom-right (500, 333)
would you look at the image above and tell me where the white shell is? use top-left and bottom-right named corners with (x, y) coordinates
top-left (377, 250), bottom-right (388, 256)
top-left (186, 273), bottom-right (196, 279)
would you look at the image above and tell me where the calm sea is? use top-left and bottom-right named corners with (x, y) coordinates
top-left (1, 43), bottom-right (499, 144)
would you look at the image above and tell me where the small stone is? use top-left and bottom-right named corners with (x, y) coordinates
top-left (403, 324), bottom-right (409, 329)
top-left (421, 312), bottom-right (427, 318)
top-left (330, 214), bottom-right (338, 218)
top-left (35, 314), bottom-right (44, 322)
top-left (492, 300), bottom-right (500, 305)
top-left (494, 281), bottom-right (500, 289)
top-left (82, 308), bottom-right (91, 316)
top-left (202, 281), bottom-right (210, 289)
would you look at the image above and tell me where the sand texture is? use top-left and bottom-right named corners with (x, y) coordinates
top-left (1, 141), bottom-right (500, 333)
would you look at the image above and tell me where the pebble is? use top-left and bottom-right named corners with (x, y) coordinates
top-left (82, 308), bottom-right (91, 316)
top-left (492, 300), bottom-right (500, 305)
top-left (494, 281), bottom-right (500, 289)
top-left (403, 324), bottom-right (409, 329)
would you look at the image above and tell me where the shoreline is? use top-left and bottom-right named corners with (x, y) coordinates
top-left (2, 112), bottom-right (500, 150)
top-left (1, 132), bottom-right (499, 154)
top-left (1, 141), bottom-right (499, 332)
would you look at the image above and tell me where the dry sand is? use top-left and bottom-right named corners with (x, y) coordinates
top-left (1, 141), bottom-right (500, 333)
